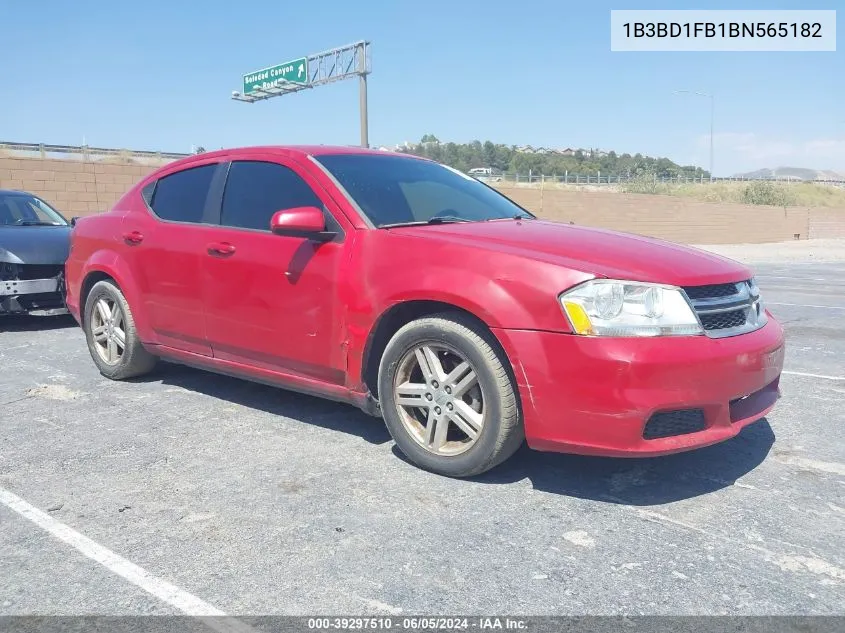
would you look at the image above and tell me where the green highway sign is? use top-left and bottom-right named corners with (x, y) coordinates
top-left (243, 57), bottom-right (308, 94)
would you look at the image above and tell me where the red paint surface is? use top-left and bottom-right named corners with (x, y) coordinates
top-left (66, 146), bottom-right (784, 457)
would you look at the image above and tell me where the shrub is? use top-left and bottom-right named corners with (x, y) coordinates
top-left (741, 181), bottom-right (796, 206)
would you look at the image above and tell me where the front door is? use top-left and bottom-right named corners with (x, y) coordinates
top-left (201, 158), bottom-right (349, 383)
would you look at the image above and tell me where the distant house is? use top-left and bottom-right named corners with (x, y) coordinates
top-left (560, 148), bottom-right (576, 156)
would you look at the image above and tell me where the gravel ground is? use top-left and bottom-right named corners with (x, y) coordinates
top-left (1, 250), bottom-right (843, 619)
top-left (695, 238), bottom-right (845, 264)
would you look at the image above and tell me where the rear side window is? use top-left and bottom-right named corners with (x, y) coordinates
top-left (150, 164), bottom-right (217, 223)
top-left (221, 161), bottom-right (322, 231)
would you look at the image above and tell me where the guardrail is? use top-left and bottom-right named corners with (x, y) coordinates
top-left (0, 141), bottom-right (190, 163)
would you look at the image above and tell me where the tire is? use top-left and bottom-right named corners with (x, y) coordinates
top-left (83, 279), bottom-right (157, 380)
top-left (378, 313), bottom-right (524, 477)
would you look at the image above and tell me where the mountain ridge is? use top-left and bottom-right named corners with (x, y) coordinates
top-left (733, 166), bottom-right (845, 181)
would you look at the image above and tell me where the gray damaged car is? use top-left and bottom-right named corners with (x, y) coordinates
top-left (1, 189), bottom-right (72, 316)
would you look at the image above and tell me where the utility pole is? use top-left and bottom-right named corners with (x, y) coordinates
top-left (358, 41), bottom-right (369, 148)
top-left (708, 93), bottom-right (714, 181)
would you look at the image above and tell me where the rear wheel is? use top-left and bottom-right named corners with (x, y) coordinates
top-left (83, 280), bottom-right (156, 380)
top-left (378, 314), bottom-right (524, 477)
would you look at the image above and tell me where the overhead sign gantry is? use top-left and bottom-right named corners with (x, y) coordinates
top-left (232, 41), bottom-right (371, 147)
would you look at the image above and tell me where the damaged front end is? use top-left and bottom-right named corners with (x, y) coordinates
top-left (0, 261), bottom-right (68, 316)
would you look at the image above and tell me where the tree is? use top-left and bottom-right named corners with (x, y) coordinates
top-left (398, 136), bottom-right (705, 178)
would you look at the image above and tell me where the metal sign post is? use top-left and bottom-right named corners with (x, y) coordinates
top-left (232, 40), bottom-right (371, 148)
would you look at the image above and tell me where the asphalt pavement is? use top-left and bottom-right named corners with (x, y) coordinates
top-left (1, 260), bottom-right (843, 616)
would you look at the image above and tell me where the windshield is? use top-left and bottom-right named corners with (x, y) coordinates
top-left (0, 192), bottom-right (68, 226)
top-left (314, 154), bottom-right (534, 228)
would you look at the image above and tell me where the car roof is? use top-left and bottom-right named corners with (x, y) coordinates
top-left (159, 145), bottom-right (428, 172)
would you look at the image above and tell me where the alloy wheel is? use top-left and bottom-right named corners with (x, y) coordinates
top-left (392, 342), bottom-right (485, 456)
top-left (91, 297), bottom-right (125, 365)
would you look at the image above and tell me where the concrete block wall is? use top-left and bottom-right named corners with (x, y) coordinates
top-left (494, 186), bottom-right (823, 245)
top-left (1, 155), bottom-right (842, 244)
top-left (808, 207), bottom-right (845, 239)
top-left (0, 156), bottom-right (159, 217)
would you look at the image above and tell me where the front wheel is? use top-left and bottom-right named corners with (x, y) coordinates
top-left (378, 314), bottom-right (524, 477)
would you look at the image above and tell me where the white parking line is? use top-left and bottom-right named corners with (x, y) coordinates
top-left (768, 302), bottom-right (845, 310)
top-left (0, 486), bottom-right (236, 620)
top-left (782, 370), bottom-right (845, 381)
top-left (757, 275), bottom-right (835, 282)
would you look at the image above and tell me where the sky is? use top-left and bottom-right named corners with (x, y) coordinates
top-left (1, 0), bottom-right (842, 176)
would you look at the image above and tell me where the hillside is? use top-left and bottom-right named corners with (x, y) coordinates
top-left (396, 135), bottom-right (709, 179)
top-left (734, 166), bottom-right (845, 181)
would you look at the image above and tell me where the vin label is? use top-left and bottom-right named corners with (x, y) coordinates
top-left (611, 10), bottom-right (836, 51)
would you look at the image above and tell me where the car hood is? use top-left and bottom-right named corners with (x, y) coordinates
top-left (0, 225), bottom-right (72, 265)
top-left (390, 219), bottom-right (752, 286)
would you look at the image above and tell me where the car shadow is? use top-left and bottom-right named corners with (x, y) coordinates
top-left (0, 313), bottom-right (77, 332)
top-left (389, 419), bottom-right (775, 505)
top-left (132, 361), bottom-right (393, 445)
top-left (473, 419), bottom-right (775, 505)
top-left (129, 362), bottom-right (775, 504)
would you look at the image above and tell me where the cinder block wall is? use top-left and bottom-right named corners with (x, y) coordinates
top-left (0, 156), bottom-right (158, 217)
top-left (1, 155), bottom-right (842, 244)
top-left (494, 186), bottom-right (816, 245)
top-left (807, 207), bottom-right (845, 239)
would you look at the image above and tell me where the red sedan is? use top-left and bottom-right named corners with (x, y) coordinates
top-left (65, 146), bottom-right (785, 477)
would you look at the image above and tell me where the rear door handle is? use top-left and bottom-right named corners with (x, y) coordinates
top-left (122, 230), bottom-right (144, 245)
top-left (207, 242), bottom-right (236, 257)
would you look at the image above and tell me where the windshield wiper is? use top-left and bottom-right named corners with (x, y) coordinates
top-left (427, 215), bottom-right (473, 224)
top-left (379, 216), bottom-right (475, 229)
top-left (13, 221), bottom-right (62, 226)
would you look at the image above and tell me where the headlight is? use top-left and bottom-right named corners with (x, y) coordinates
top-left (560, 279), bottom-right (703, 337)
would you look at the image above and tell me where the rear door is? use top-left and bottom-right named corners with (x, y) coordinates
top-left (122, 160), bottom-right (225, 356)
top-left (201, 156), bottom-right (350, 383)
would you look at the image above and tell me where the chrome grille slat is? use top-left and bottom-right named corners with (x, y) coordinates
top-left (682, 279), bottom-right (765, 338)
top-left (694, 301), bottom-right (752, 314)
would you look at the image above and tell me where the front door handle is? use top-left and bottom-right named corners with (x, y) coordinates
top-left (122, 230), bottom-right (144, 245)
top-left (207, 242), bottom-right (236, 257)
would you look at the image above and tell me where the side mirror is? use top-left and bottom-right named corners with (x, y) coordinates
top-left (270, 206), bottom-right (335, 241)
top-left (70, 216), bottom-right (81, 227)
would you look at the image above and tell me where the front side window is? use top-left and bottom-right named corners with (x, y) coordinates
top-left (0, 192), bottom-right (68, 226)
top-left (150, 163), bottom-right (217, 223)
top-left (314, 154), bottom-right (533, 228)
top-left (221, 161), bottom-right (323, 231)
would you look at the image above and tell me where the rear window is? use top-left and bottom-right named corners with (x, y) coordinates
top-left (150, 164), bottom-right (217, 223)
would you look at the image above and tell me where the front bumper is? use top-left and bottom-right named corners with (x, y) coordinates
top-left (1, 277), bottom-right (67, 315)
top-left (492, 315), bottom-right (785, 457)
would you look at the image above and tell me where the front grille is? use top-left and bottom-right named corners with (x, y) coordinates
top-left (700, 308), bottom-right (749, 331)
top-left (683, 283), bottom-right (739, 300)
top-left (0, 262), bottom-right (18, 281)
top-left (1, 264), bottom-right (63, 281)
top-left (643, 409), bottom-right (707, 439)
top-left (17, 264), bottom-right (63, 280)
top-left (17, 292), bottom-right (65, 310)
top-left (683, 279), bottom-right (765, 338)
